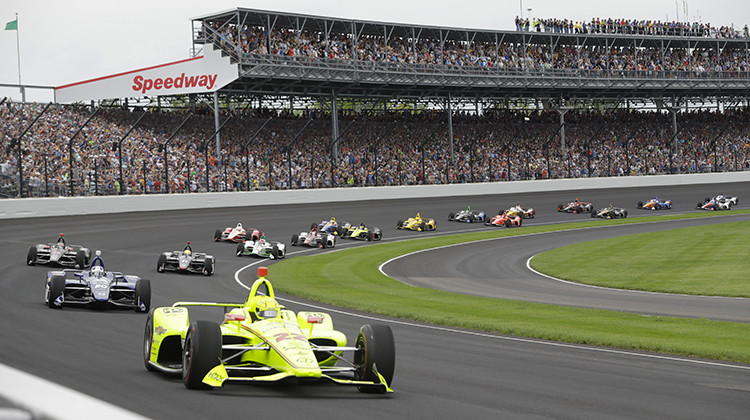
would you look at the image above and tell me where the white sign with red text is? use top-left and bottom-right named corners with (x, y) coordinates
top-left (55, 46), bottom-right (238, 103)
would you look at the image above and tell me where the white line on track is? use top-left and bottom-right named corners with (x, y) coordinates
top-left (525, 255), bottom-right (748, 299)
top-left (233, 223), bottom-right (750, 372)
top-left (381, 214), bottom-right (750, 300)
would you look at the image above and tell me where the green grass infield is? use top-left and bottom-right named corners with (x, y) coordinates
top-left (530, 221), bottom-right (750, 297)
top-left (270, 210), bottom-right (750, 363)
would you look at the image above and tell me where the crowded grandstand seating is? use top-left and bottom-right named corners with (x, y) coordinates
top-left (2, 101), bottom-right (748, 197)
top-left (2, 14), bottom-right (748, 197)
top-left (513, 17), bottom-right (747, 39)
top-left (201, 20), bottom-right (750, 76)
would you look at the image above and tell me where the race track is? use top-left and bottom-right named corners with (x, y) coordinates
top-left (1, 181), bottom-right (748, 419)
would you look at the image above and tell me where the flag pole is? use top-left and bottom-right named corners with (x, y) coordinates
top-left (14, 13), bottom-right (24, 102)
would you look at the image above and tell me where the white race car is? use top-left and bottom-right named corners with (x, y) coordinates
top-left (291, 226), bottom-right (336, 248)
top-left (236, 236), bottom-right (286, 259)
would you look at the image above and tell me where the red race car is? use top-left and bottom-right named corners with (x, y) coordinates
top-left (214, 222), bottom-right (260, 243)
top-left (557, 199), bottom-right (593, 213)
top-left (485, 211), bottom-right (522, 228)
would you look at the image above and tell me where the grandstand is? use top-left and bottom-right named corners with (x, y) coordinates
top-left (1, 8), bottom-right (749, 198)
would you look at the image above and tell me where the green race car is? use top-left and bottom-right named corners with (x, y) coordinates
top-left (143, 267), bottom-right (395, 393)
top-left (340, 222), bottom-right (382, 241)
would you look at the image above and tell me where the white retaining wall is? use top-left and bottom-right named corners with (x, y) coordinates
top-left (2, 172), bottom-right (748, 219)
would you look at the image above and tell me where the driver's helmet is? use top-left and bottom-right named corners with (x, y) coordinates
top-left (415, 212), bottom-right (421, 220)
top-left (330, 216), bottom-right (336, 224)
top-left (184, 242), bottom-right (192, 254)
top-left (246, 296), bottom-right (280, 321)
top-left (184, 249), bottom-right (191, 255)
top-left (90, 265), bottom-right (104, 277)
top-left (236, 223), bottom-right (243, 230)
top-left (89, 251), bottom-right (104, 276)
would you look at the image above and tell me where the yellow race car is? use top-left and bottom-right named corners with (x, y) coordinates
top-left (143, 266), bottom-right (394, 393)
top-left (396, 213), bottom-right (436, 231)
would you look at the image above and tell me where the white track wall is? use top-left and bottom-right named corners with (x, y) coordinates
top-left (2, 172), bottom-right (748, 219)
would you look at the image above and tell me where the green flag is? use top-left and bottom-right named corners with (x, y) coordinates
top-left (5, 19), bottom-right (17, 30)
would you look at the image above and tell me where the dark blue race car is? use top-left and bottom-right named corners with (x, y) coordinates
top-left (44, 251), bottom-right (151, 312)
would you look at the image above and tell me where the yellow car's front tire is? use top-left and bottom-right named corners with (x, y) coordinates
top-left (182, 321), bottom-right (221, 390)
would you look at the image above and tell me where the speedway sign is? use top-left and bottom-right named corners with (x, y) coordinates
top-left (55, 46), bottom-right (238, 103)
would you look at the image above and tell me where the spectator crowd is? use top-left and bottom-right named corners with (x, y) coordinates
top-left (202, 16), bottom-right (750, 76)
top-left (513, 16), bottom-right (747, 39)
top-left (2, 101), bottom-right (749, 198)
top-left (3, 14), bottom-right (748, 197)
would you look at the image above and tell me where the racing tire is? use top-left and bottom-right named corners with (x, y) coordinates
top-left (518, 218), bottom-right (523, 226)
top-left (557, 204), bottom-right (564, 211)
top-left (291, 234), bottom-right (299, 246)
top-left (143, 310), bottom-right (157, 372)
top-left (157, 254), bottom-right (167, 272)
top-left (396, 220), bottom-right (403, 229)
top-left (320, 238), bottom-right (327, 249)
top-left (448, 212), bottom-right (455, 221)
top-left (75, 250), bottom-right (87, 269)
top-left (134, 279), bottom-right (151, 313)
top-left (504, 219), bottom-right (511, 228)
top-left (182, 321), bottom-right (221, 390)
top-left (27, 247), bottom-right (37, 266)
top-left (590, 209), bottom-right (597, 218)
top-left (354, 324), bottom-right (395, 394)
top-left (202, 257), bottom-right (214, 276)
top-left (623, 210), bottom-right (628, 218)
top-left (235, 242), bottom-right (244, 257)
top-left (213, 229), bottom-right (222, 242)
top-left (419, 222), bottom-right (426, 232)
top-left (366, 230), bottom-right (373, 241)
top-left (271, 245), bottom-right (280, 259)
top-left (47, 275), bottom-right (65, 309)
top-left (697, 202), bottom-right (703, 209)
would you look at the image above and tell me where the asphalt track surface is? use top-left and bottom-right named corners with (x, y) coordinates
top-left (1, 181), bottom-right (749, 419)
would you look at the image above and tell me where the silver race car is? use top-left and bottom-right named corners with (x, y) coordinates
top-left (27, 234), bottom-right (91, 268)
top-left (448, 206), bottom-right (487, 223)
top-left (236, 235), bottom-right (286, 259)
top-left (157, 242), bottom-right (215, 276)
top-left (591, 205), bottom-right (628, 219)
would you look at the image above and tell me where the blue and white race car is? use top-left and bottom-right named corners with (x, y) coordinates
top-left (45, 251), bottom-right (151, 312)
